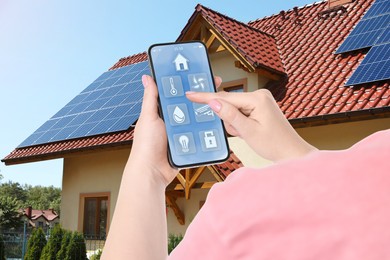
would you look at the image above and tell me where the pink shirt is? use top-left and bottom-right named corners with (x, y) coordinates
top-left (169, 129), bottom-right (390, 259)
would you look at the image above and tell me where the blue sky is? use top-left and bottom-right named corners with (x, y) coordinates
top-left (0, 0), bottom-right (316, 187)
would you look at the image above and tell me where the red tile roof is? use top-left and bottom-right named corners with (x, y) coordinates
top-left (110, 52), bottom-right (148, 70)
top-left (178, 4), bottom-right (285, 75)
top-left (20, 207), bottom-right (59, 222)
top-left (3, 130), bottom-right (134, 165)
top-left (3, 1), bottom-right (390, 165)
top-left (248, 0), bottom-right (390, 122)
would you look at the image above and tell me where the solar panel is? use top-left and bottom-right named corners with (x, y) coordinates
top-left (346, 42), bottom-right (390, 85)
top-left (335, 0), bottom-right (390, 54)
top-left (18, 61), bottom-right (149, 148)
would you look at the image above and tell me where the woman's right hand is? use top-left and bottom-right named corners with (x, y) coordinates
top-left (186, 88), bottom-right (317, 162)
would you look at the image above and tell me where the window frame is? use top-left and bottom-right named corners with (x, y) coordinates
top-left (219, 78), bottom-right (247, 92)
top-left (78, 192), bottom-right (110, 240)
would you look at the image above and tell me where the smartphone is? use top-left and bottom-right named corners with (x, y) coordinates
top-left (148, 41), bottom-right (230, 168)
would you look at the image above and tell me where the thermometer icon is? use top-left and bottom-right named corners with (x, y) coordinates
top-left (169, 77), bottom-right (178, 96)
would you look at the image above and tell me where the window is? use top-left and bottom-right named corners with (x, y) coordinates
top-left (80, 193), bottom-right (110, 240)
top-left (219, 79), bottom-right (247, 93)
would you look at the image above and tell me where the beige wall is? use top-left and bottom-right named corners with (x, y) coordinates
top-left (210, 51), bottom-right (269, 91)
top-left (61, 149), bottom-right (130, 233)
top-left (297, 117), bottom-right (390, 150)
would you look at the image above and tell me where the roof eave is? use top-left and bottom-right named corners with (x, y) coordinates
top-left (2, 140), bottom-right (133, 166)
top-left (290, 107), bottom-right (390, 128)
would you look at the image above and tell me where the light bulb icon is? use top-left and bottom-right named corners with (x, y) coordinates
top-left (179, 135), bottom-right (190, 153)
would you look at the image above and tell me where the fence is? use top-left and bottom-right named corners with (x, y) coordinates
top-left (0, 229), bottom-right (104, 260)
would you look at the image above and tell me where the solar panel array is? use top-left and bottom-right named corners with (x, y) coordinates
top-left (346, 43), bottom-right (390, 85)
top-left (18, 61), bottom-right (149, 148)
top-left (335, 0), bottom-right (390, 86)
top-left (335, 0), bottom-right (390, 54)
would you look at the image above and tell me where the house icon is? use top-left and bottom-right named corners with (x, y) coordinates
top-left (173, 53), bottom-right (189, 71)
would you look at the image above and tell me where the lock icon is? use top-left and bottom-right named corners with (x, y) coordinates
top-left (204, 131), bottom-right (217, 149)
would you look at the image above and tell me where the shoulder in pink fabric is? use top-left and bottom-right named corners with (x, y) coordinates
top-left (169, 130), bottom-right (390, 260)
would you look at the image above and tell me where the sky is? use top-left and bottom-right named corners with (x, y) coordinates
top-left (0, 0), bottom-right (316, 188)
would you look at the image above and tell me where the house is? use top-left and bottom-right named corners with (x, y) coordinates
top-left (173, 53), bottom-right (190, 71)
top-left (20, 207), bottom-right (60, 229)
top-left (2, 0), bottom-right (390, 242)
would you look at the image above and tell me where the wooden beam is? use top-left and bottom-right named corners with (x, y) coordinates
top-left (176, 172), bottom-right (186, 189)
top-left (205, 34), bottom-right (216, 49)
top-left (166, 195), bottom-right (185, 225)
top-left (208, 166), bottom-right (224, 182)
top-left (200, 25), bottom-right (208, 43)
top-left (185, 168), bottom-right (191, 200)
top-left (167, 181), bottom-right (217, 191)
top-left (188, 166), bottom-right (206, 189)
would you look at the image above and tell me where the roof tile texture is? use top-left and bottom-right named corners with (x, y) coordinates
top-left (194, 5), bottom-right (285, 74)
top-left (249, 0), bottom-right (390, 119)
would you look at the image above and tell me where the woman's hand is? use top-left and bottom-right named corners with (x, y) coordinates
top-left (127, 75), bottom-right (179, 185)
top-left (186, 87), bottom-right (317, 162)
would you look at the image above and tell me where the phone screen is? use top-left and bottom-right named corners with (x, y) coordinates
top-left (148, 41), bottom-right (229, 168)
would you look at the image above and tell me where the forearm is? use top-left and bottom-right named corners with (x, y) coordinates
top-left (102, 159), bottom-right (168, 260)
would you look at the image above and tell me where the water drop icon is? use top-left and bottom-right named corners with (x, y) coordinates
top-left (173, 106), bottom-right (185, 123)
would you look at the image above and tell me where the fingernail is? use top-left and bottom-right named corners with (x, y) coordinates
top-left (142, 75), bottom-right (149, 88)
top-left (185, 91), bottom-right (196, 95)
top-left (208, 99), bottom-right (221, 113)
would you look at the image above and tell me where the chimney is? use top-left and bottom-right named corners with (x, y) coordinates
top-left (328, 0), bottom-right (354, 8)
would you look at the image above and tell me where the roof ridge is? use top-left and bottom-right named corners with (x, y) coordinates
top-left (196, 4), bottom-right (276, 39)
top-left (117, 51), bottom-right (147, 62)
top-left (109, 51), bottom-right (148, 70)
top-left (248, 0), bottom-right (326, 25)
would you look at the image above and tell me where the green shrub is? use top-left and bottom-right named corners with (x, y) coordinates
top-left (89, 249), bottom-right (102, 260)
top-left (56, 230), bottom-right (71, 260)
top-left (0, 235), bottom-right (5, 260)
top-left (24, 228), bottom-right (47, 260)
top-left (40, 225), bottom-right (64, 260)
top-left (168, 233), bottom-right (183, 254)
top-left (64, 232), bottom-right (87, 260)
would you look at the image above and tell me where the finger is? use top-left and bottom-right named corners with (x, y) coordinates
top-left (209, 98), bottom-right (256, 138)
top-left (223, 122), bottom-right (240, 137)
top-left (214, 76), bottom-right (222, 89)
top-left (140, 75), bottom-right (159, 120)
top-left (187, 91), bottom-right (254, 114)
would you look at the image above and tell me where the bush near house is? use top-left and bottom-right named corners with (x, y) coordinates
top-left (64, 232), bottom-right (87, 260)
top-left (168, 233), bottom-right (183, 254)
top-left (89, 249), bottom-right (102, 260)
top-left (0, 234), bottom-right (5, 260)
top-left (56, 230), bottom-right (72, 260)
top-left (40, 224), bottom-right (64, 260)
top-left (24, 228), bottom-right (46, 260)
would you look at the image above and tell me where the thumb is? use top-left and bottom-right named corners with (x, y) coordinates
top-left (139, 75), bottom-right (159, 121)
top-left (208, 99), bottom-right (256, 138)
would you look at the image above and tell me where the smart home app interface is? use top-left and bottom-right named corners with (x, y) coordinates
top-left (149, 42), bottom-right (229, 167)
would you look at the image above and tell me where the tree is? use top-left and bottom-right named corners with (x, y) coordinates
top-left (24, 185), bottom-right (61, 214)
top-left (0, 196), bottom-right (22, 230)
top-left (24, 228), bottom-right (46, 260)
top-left (0, 234), bottom-right (5, 260)
top-left (0, 181), bottom-right (27, 204)
top-left (56, 230), bottom-right (71, 260)
top-left (64, 232), bottom-right (87, 260)
top-left (40, 225), bottom-right (64, 260)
